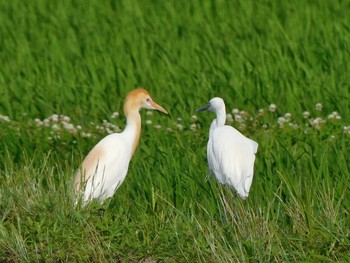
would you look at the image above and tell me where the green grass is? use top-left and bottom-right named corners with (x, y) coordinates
top-left (0, 0), bottom-right (350, 261)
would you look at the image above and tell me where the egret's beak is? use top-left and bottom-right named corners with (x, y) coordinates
top-left (150, 100), bottom-right (168, 114)
top-left (196, 104), bottom-right (210, 112)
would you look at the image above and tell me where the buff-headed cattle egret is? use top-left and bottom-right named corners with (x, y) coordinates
top-left (74, 88), bottom-right (168, 205)
top-left (197, 97), bottom-right (258, 199)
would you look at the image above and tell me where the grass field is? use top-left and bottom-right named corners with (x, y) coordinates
top-left (0, 0), bottom-right (350, 261)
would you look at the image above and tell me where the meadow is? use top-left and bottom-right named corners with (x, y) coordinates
top-left (0, 0), bottom-right (350, 261)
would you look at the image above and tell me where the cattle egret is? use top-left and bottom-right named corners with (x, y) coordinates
top-left (197, 97), bottom-right (258, 199)
top-left (74, 88), bottom-right (168, 205)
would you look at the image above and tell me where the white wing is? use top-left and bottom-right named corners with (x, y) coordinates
top-left (75, 133), bottom-right (131, 204)
top-left (207, 125), bottom-right (258, 199)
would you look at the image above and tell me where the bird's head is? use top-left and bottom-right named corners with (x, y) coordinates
top-left (124, 88), bottom-right (168, 115)
top-left (196, 97), bottom-right (225, 113)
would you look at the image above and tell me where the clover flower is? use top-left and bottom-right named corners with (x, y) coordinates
top-left (269, 104), bottom-right (277, 112)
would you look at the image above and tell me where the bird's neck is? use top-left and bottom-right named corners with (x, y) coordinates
top-left (124, 110), bottom-right (141, 157)
top-left (215, 107), bottom-right (226, 127)
top-left (209, 108), bottom-right (226, 136)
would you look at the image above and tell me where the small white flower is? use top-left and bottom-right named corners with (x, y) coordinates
top-left (284, 113), bottom-right (292, 121)
top-left (303, 111), bottom-right (310, 119)
top-left (52, 124), bottom-right (59, 131)
top-left (189, 124), bottom-right (197, 131)
top-left (234, 114), bottom-right (243, 123)
top-left (63, 123), bottom-right (74, 130)
top-left (269, 104), bottom-right (277, 112)
top-left (309, 117), bottom-right (325, 129)
top-left (81, 132), bottom-right (92, 138)
top-left (277, 117), bottom-right (286, 127)
top-left (154, 124), bottom-right (161, 129)
top-left (166, 127), bottom-right (173, 132)
top-left (146, 111), bottom-right (153, 116)
top-left (328, 114), bottom-right (335, 120)
top-left (0, 115), bottom-right (10, 122)
top-left (34, 118), bottom-right (43, 126)
top-left (61, 115), bottom-right (71, 123)
top-left (289, 123), bottom-right (299, 129)
top-left (315, 103), bottom-right (323, 111)
top-left (176, 124), bottom-right (184, 131)
top-left (43, 119), bottom-right (50, 127)
top-left (258, 109), bottom-right (264, 116)
top-left (49, 114), bottom-right (59, 122)
top-left (146, 120), bottom-right (152, 125)
top-left (240, 111), bottom-right (248, 118)
top-left (111, 112), bottom-right (120, 118)
top-left (177, 117), bottom-right (182, 122)
top-left (191, 115), bottom-right (198, 122)
top-left (226, 114), bottom-right (233, 123)
top-left (232, 108), bottom-right (239, 114)
top-left (262, 124), bottom-right (268, 129)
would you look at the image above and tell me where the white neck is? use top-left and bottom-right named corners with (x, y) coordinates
top-left (123, 110), bottom-right (141, 156)
top-left (209, 107), bottom-right (226, 137)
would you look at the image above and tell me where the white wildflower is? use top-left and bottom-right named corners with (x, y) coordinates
top-left (315, 103), bottom-right (323, 111)
top-left (277, 117), bottom-right (286, 127)
top-left (343, 126), bottom-right (350, 134)
top-left (43, 119), bottom-right (50, 127)
top-left (258, 109), bottom-right (264, 116)
top-left (0, 115), bottom-right (10, 122)
top-left (52, 124), bottom-right (60, 131)
top-left (49, 114), bottom-right (59, 122)
top-left (309, 117), bottom-right (325, 129)
top-left (34, 118), bottom-right (43, 126)
top-left (232, 108), bottom-right (239, 114)
top-left (234, 114), bottom-right (243, 123)
top-left (226, 114), bottom-right (233, 123)
top-left (284, 113), bottom-right (292, 121)
top-left (289, 123), bottom-right (299, 129)
top-left (303, 111), bottom-right (310, 119)
top-left (190, 124), bottom-right (197, 131)
top-left (176, 124), bottom-right (184, 131)
top-left (81, 132), bottom-right (92, 138)
top-left (111, 112), bottom-right (120, 118)
top-left (146, 120), bottom-right (152, 125)
top-left (269, 104), bottom-right (277, 112)
top-left (61, 115), bottom-right (71, 123)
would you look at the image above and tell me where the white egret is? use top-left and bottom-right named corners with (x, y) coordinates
top-left (74, 88), bottom-right (168, 205)
top-left (197, 97), bottom-right (258, 199)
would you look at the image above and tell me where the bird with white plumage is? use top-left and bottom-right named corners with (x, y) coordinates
top-left (197, 97), bottom-right (258, 199)
top-left (74, 88), bottom-right (168, 205)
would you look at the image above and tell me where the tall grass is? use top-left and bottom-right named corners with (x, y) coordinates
top-left (0, 0), bottom-right (349, 261)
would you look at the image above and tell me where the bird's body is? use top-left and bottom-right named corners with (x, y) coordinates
top-left (197, 97), bottom-right (258, 199)
top-left (74, 88), bottom-right (168, 205)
